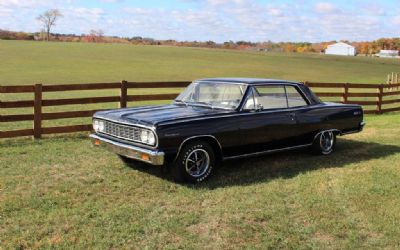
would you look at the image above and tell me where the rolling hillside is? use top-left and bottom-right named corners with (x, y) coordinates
top-left (1, 40), bottom-right (399, 85)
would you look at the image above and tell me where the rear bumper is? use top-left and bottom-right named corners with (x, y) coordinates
top-left (90, 134), bottom-right (165, 165)
top-left (342, 121), bottom-right (366, 135)
top-left (360, 121), bottom-right (366, 130)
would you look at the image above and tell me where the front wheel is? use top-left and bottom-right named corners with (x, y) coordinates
top-left (171, 140), bottom-right (215, 183)
top-left (312, 131), bottom-right (336, 155)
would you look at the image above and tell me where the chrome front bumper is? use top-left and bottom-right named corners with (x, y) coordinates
top-left (90, 134), bottom-right (165, 165)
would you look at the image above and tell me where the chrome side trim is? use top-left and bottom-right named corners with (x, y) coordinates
top-left (174, 135), bottom-right (223, 161)
top-left (158, 105), bottom-right (314, 126)
top-left (223, 144), bottom-right (312, 160)
top-left (90, 134), bottom-right (165, 165)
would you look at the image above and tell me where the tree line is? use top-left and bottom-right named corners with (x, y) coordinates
top-left (0, 8), bottom-right (399, 55)
top-left (2, 28), bottom-right (399, 55)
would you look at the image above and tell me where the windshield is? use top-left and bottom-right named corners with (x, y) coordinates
top-left (175, 81), bottom-right (247, 110)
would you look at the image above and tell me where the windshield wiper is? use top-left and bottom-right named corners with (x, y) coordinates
top-left (187, 101), bottom-right (214, 109)
top-left (174, 100), bottom-right (188, 106)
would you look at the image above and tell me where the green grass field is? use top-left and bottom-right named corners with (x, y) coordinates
top-left (1, 114), bottom-right (400, 249)
top-left (1, 40), bottom-right (400, 249)
top-left (1, 40), bottom-right (400, 85)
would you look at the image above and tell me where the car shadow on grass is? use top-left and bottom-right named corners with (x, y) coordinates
top-left (123, 138), bottom-right (400, 188)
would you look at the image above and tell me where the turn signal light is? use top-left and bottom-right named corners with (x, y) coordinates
top-left (141, 153), bottom-right (150, 161)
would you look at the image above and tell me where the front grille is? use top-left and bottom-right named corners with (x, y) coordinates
top-left (102, 120), bottom-right (142, 142)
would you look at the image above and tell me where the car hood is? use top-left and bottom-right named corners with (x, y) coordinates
top-left (94, 104), bottom-right (234, 126)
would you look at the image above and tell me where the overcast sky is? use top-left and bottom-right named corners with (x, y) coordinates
top-left (0, 0), bottom-right (399, 42)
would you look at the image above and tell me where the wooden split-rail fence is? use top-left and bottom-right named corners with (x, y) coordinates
top-left (1, 80), bottom-right (400, 139)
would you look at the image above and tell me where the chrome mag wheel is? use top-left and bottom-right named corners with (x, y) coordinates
top-left (185, 149), bottom-right (210, 178)
top-left (320, 131), bottom-right (334, 152)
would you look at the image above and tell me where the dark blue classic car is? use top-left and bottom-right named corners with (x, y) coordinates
top-left (91, 78), bottom-right (365, 182)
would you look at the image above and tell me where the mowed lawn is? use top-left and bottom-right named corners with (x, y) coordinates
top-left (1, 114), bottom-right (400, 249)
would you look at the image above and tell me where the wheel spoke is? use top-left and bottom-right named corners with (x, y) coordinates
top-left (185, 148), bottom-right (211, 178)
top-left (188, 164), bottom-right (197, 171)
top-left (320, 131), bottom-right (334, 151)
top-left (198, 155), bottom-right (205, 164)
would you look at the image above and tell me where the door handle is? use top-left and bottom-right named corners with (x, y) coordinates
top-left (289, 113), bottom-right (296, 120)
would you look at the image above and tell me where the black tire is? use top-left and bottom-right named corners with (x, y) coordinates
top-left (172, 140), bottom-right (215, 183)
top-left (312, 131), bottom-right (336, 155)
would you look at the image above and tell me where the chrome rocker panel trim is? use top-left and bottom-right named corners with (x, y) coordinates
top-left (223, 143), bottom-right (313, 160)
top-left (90, 134), bottom-right (165, 165)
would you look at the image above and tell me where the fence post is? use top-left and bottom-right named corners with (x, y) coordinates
top-left (376, 84), bottom-right (384, 114)
top-left (120, 80), bottom-right (127, 108)
top-left (342, 83), bottom-right (349, 104)
top-left (33, 83), bottom-right (42, 139)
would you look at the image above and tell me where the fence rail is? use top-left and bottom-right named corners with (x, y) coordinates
top-left (304, 81), bottom-right (400, 114)
top-left (1, 80), bottom-right (400, 139)
top-left (1, 81), bottom-right (190, 139)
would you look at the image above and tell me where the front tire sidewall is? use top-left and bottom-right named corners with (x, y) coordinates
top-left (174, 141), bottom-right (215, 183)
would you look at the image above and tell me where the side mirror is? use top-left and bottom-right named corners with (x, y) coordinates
top-left (255, 104), bottom-right (264, 111)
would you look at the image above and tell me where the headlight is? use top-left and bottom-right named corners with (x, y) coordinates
top-left (140, 129), bottom-right (156, 145)
top-left (93, 119), bottom-right (99, 131)
top-left (140, 129), bottom-right (149, 142)
top-left (147, 132), bottom-right (155, 145)
top-left (93, 119), bottom-right (104, 132)
top-left (98, 120), bottom-right (104, 132)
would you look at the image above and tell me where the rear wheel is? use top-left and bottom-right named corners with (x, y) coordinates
top-left (172, 140), bottom-right (215, 183)
top-left (312, 131), bottom-right (336, 155)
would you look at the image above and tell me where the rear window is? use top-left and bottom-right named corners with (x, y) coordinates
top-left (285, 86), bottom-right (308, 107)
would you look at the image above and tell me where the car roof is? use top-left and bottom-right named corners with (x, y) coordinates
top-left (196, 77), bottom-right (300, 85)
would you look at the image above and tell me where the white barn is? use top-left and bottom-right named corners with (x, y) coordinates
top-left (378, 50), bottom-right (399, 58)
top-left (325, 42), bottom-right (356, 56)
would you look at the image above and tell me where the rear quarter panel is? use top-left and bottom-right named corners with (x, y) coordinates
top-left (296, 102), bottom-right (363, 144)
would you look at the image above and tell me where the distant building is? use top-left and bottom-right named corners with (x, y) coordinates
top-left (378, 50), bottom-right (399, 58)
top-left (325, 42), bottom-right (356, 56)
